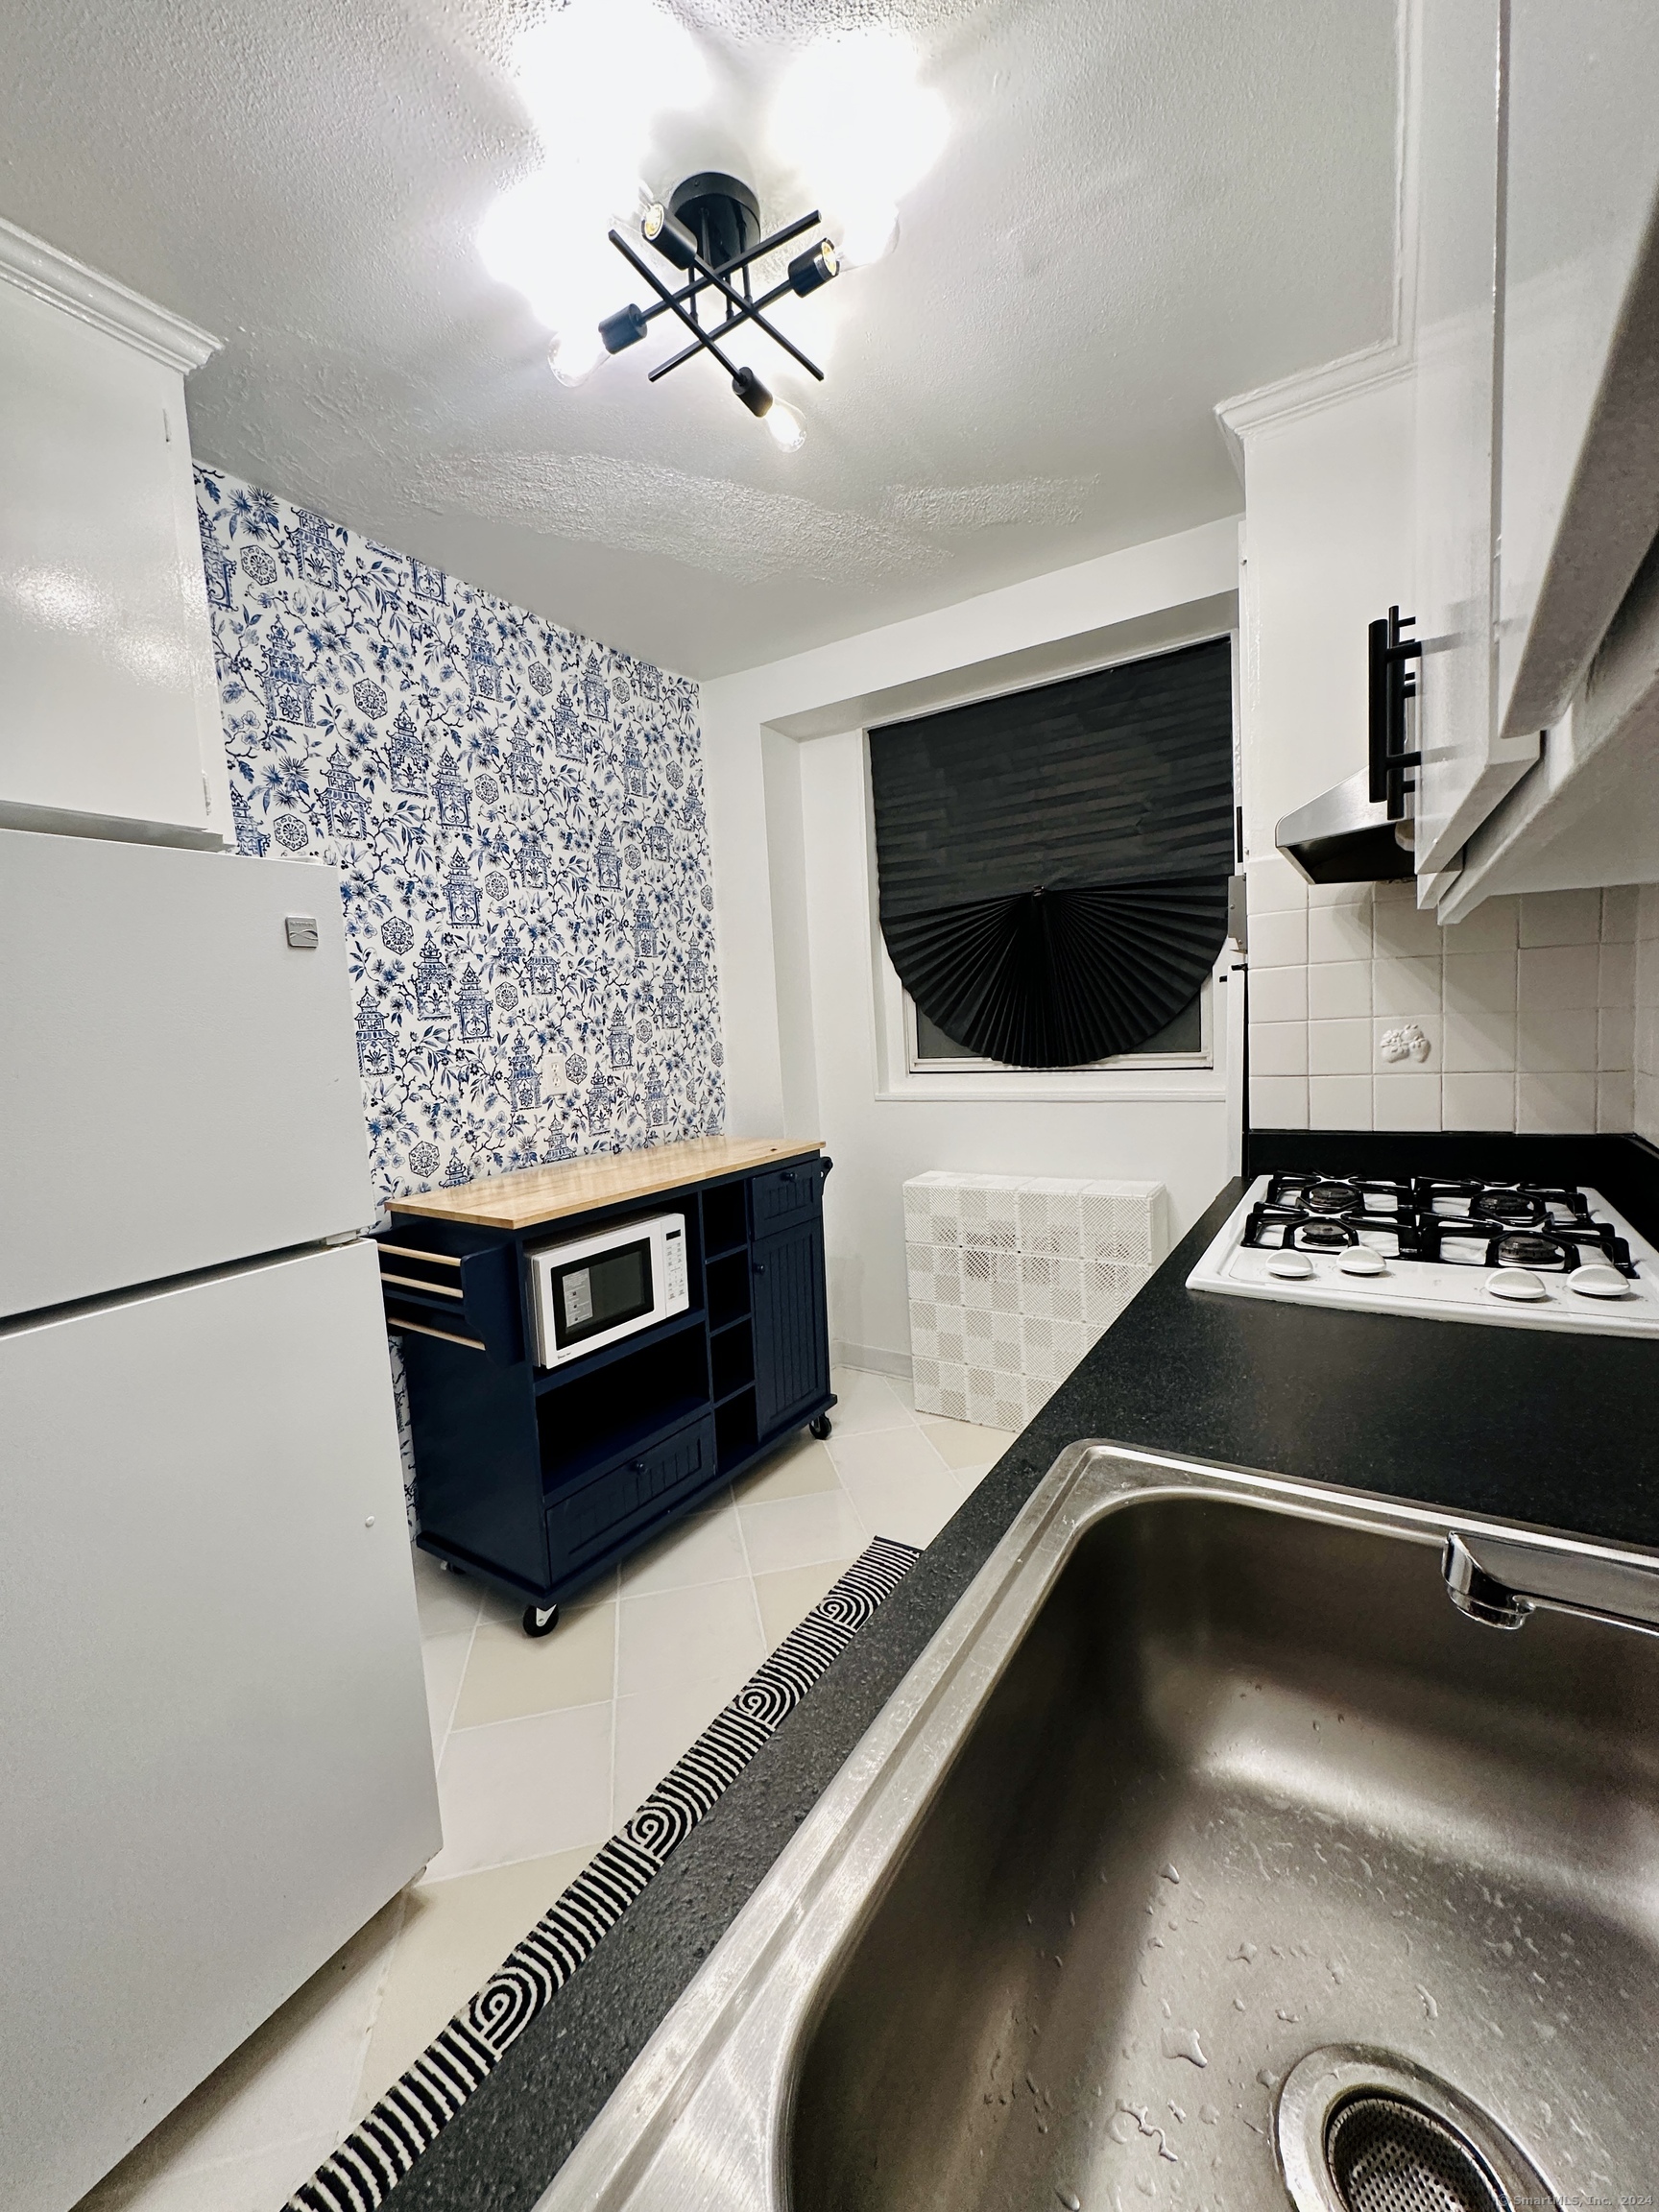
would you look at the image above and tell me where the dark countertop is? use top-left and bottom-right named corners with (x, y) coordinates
top-left (390, 1159), bottom-right (1659, 2212)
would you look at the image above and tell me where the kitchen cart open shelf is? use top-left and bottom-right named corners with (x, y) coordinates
top-left (529, 1305), bottom-right (704, 1395)
top-left (379, 1139), bottom-right (835, 1633)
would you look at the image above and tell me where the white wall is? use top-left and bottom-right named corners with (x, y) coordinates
top-left (703, 519), bottom-right (1243, 1371)
top-left (1234, 368), bottom-right (1640, 1134)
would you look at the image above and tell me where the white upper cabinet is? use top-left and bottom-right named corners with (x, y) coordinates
top-left (1410, 0), bottom-right (1539, 879)
top-left (0, 220), bottom-right (231, 847)
top-left (1496, 0), bottom-right (1659, 744)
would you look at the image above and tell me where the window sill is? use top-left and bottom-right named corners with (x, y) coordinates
top-left (875, 1073), bottom-right (1229, 1105)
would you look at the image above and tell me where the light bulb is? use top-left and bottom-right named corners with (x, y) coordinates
top-left (836, 201), bottom-right (900, 268)
top-left (766, 401), bottom-right (806, 452)
top-left (549, 328), bottom-right (604, 387)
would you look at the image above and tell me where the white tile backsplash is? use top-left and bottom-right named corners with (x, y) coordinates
top-left (1519, 889), bottom-right (1603, 946)
top-left (1442, 993), bottom-right (1516, 1073)
top-left (1370, 888), bottom-right (1445, 957)
top-left (1602, 884), bottom-right (1640, 942)
top-left (1252, 1021), bottom-right (1309, 1075)
top-left (1518, 942), bottom-right (1600, 1015)
top-left (1307, 961), bottom-right (1372, 1019)
top-left (1373, 1071), bottom-right (1442, 1129)
top-left (1248, 864), bottom-right (1640, 1134)
top-left (1372, 956), bottom-right (1442, 1021)
top-left (1249, 964), bottom-right (1309, 1024)
top-left (1307, 902), bottom-right (1373, 963)
top-left (1599, 939), bottom-right (1636, 1006)
top-left (1441, 898), bottom-right (1519, 951)
top-left (1250, 1074), bottom-right (1310, 1127)
top-left (1599, 1006), bottom-right (1634, 1071)
top-left (1442, 951), bottom-right (1516, 1014)
top-left (1518, 1071), bottom-right (1599, 1133)
top-left (1442, 1072), bottom-right (1516, 1129)
top-left (1309, 1018), bottom-right (1372, 1074)
top-left (1310, 1073), bottom-right (1372, 1129)
top-left (1599, 1070), bottom-right (1636, 1132)
top-left (1249, 907), bottom-right (1306, 968)
top-left (1520, 1004), bottom-right (1598, 1075)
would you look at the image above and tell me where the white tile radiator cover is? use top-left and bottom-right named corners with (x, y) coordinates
top-left (903, 1172), bottom-right (1168, 1426)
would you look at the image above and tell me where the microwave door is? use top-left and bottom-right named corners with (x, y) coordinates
top-left (552, 1236), bottom-right (655, 1355)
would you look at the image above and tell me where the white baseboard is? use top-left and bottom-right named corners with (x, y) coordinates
top-left (831, 1340), bottom-right (913, 1382)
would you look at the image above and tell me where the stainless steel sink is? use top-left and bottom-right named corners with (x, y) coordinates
top-left (537, 1445), bottom-right (1659, 2212)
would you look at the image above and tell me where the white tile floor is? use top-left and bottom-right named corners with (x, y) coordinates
top-left (76, 1369), bottom-right (1012, 2211)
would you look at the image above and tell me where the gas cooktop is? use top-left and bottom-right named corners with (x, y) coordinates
top-left (1188, 1172), bottom-right (1659, 1334)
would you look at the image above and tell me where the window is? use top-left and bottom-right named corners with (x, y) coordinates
top-left (868, 637), bottom-right (1238, 1072)
top-left (906, 977), bottom-right (1212, 1072)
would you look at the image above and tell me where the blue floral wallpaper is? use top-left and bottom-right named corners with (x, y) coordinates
top-left (195, 469), bottom-right (725, 1204)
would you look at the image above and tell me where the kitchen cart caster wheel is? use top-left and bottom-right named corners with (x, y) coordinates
top-left (808, 1414), bottom-right (832, 1440)
top-left (522, 1603), bottom-right (560, 1638)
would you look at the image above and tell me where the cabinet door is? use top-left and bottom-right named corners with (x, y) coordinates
top-left (1497, 0), bottom-right (1659, 740)
top-left (0, 267), bottom-right (228, 841)
top-left (1411, 0), bottom-right (1541, 875)
top-left (752, 1217), bottom-right (830, 1438)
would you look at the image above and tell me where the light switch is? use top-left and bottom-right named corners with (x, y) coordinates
top-left (284, 915), bottom-right (320, 950)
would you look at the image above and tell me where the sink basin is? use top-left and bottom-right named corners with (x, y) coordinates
top-left (537, 1445), bottom-right (1659, 2212)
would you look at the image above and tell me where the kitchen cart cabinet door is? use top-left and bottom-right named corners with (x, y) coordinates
top-left (0, 1240), bottom-right (439, 2212)
top-left (0, 222), bottom-right (230, 845)
top-left (752, 1216), bottom-right (830, 1438)
top-left (1497, 1), bottom-right (1659, 744)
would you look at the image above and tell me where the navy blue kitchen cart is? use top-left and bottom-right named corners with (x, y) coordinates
top-left (374, 1139), bottom-right (835, 1635)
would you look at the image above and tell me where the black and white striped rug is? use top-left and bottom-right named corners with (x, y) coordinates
top-left (287, 1535), bottom-right (921, 2211)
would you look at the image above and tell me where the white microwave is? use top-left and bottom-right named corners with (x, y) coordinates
top-left (528, 1212), bottom-right (690, 1369)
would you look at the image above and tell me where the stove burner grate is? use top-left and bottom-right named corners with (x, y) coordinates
top-left (1299, 1219), bottom-right (1358, 1250)
top-left (1496, 1232), bottom-right (1565, 1268)
top-left (1303, 1181), bottom-right (1361, 1215)
top-left (1474, 1190), bottom-right (1545, 1225)
top-left (1415, 1179), bottom-right (1593, 1230)
top-left (1420, 1215), bottom-right (1636, 1276)
top-left (1244, 1174), bottom-right (1635, 1278)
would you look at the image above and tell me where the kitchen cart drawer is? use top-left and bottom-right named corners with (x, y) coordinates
top-left (750, 1158), bottom-right (828, 1235)
top-left (547, 1412), bottom-right (718, 1575)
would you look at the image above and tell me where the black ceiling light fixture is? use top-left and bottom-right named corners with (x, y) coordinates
top-left (594, 172), bottom-right (837, 445)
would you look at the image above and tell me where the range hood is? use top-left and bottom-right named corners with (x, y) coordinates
top-left (1277, 607), bottom-right (1421, 884)
top-left (1276, 767), bottom-right (1415, 884)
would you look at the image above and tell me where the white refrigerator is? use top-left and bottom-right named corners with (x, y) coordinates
top-left (0, 825), bottom-right (441, 2212)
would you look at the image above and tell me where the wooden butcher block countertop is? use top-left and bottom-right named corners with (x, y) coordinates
top-left (385, 1135), bottom-right (825, 1233)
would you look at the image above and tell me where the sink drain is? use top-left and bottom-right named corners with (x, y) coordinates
top-left (1325, 2092), bottom-right (1509, 2212)
top-left (1277, 2048), bottom-right (1551, 2212)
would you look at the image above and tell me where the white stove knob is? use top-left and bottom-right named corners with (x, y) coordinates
top-left (1568, 1263), bottom-right (1629, 1299)
top-left (1487, 1268), bottom-right (1548, 1302)
top-left (1266, 1251), bottom-right (1314, 1280)
top-left (1338, 1248), bottom-right (1386, 1276)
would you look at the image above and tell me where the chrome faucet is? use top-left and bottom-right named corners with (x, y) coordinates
top-left (1443, 1527), bottom-right (1659, 1636)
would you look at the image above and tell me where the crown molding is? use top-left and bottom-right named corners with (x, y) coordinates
top-left (0, 216), bottom-right (220, 372)
top-left (1214, 335), bottom-right (1415, 474)
top-left (1214, 0), bottom-right (1422, 480)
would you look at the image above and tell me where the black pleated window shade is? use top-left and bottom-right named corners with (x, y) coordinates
top-left (869, 638), bottom-right (1235, 1069)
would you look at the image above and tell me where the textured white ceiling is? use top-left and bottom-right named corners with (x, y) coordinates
top-left (0, 0), bottom-right (1399, 677)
